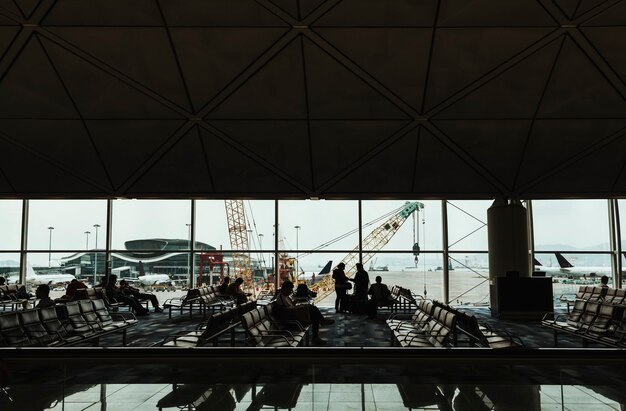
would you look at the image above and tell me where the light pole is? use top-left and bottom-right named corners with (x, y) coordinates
top-left (258, 233), bottom-right (265, 271)
top-left (84, 231), bottom-right (90, 250)
top-left (294, 225), bottom-right (301, 280)
top-left (47, 227), bottom-right (54, 268)
top-left (186, 223), bottom-right (192, 279)
top-left (93, 224), bottom-right (100, 284)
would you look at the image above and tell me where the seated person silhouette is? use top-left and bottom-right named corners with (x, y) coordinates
top-left (365, 275), bottom-right (396, 319)
top-left (293, 282), bottom-right (317, 304)
top-left (273, 280), bottom-right (333, 345)
top-left (35, 284), bottom-right (55, 309)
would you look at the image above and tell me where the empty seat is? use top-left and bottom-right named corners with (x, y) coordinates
top-left (0, 312), bottom-right (31, 346)
top-left (19, 309), bottom-right (63, 346)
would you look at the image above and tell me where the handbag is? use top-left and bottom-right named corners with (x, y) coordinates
top-left (345, 282), bottom-right (352, 290)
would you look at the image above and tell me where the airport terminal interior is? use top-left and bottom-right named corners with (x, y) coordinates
top-left (1, 0), bottom-right (626, 410)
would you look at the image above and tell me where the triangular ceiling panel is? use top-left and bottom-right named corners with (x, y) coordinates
top-left (0, 168), bottom-right (13, 193)
top-left (438, 0), bottom-right (556, 26)
top-left (270, 0), bottom-right (325, 20)
top-left (537, 37), bottom-right (626, 118)
top-left (314, 0), bottom-right (438, 26)
top-left (0, 137), bottom-right (103, 194)
top-left (196, 127), bottom-right (302, 194)
top-left (327, 127), bottom-right (419, 194)
top-left (0, 119), bottom-right (112, 189)
top-left (171, 28), bottom-right (288, 112)
top-left (582, 27), bottom-right (626, 89)
top-left (425, 28), bottom-right (553, 111)
top-left (573, 0), bottom-right (612, 18)
top-left (316, 28), bottom-right (431, 112)
top-left (309, 120), bottom-right (410, 187)
top-left (47, 27), bottom-right (191, 110)
top-left (299, 0), bottom-right (327, 19)
top-left (15, 0), bottom-right (39, 19)
top-left (207, 36), bottom-right (307, 119)
top-left (554, 0), bottom-right (583, 19)
top-left (523, 133), bottom-right (626, 195)
top-left (268, 0), bottom-right (299, 19)
top-left (43, 0), bottom-right (163, 25)
top-left (434, 120), bottom-right (532, 190)
top-left (0, 26), bottom-right (18, 55)
top-left (613, 161), bottom-right (626, 192)
top-left (158, 0), bottom-right (288, 27)
top-left (434, 38), bottom-right (561, 119)
top-left (208, 120), bottom-right (312, 189)
top-left (413, 128), bottom-right (499, 193)
top-left (516, 119), bottom-right (626, 188)
top-left (0, 37), bottom-right (78, 118)
top-left (86, 119), bottom-right (186, 189)
top-left (40, 36), bottom-right (183, 119)
top-left (581, 0), bottom-right (626, 25)
top-left (303, 38), bottom-right (409, 119)
top-left (0, 0), bottom-right (21, 18)
top-left (128, 126), bottom-right (215, 195)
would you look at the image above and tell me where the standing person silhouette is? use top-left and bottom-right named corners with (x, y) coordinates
top-left (351, 263), bottom-right (370, 301)
top-left (332, 262), bottom-right (348, 313)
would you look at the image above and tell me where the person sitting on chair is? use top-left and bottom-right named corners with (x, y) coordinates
top-left (119, 280), bottom-right (163, 313)
top-left (365, 276), bottom-right (396, 320)
top-left (226, 277), bottom-right (250, 305)
top-left (274, 281), bottom-right (333, 345)
top-left (35, 284), bottom-right (55, 309)
top-left (217, 276), bottom-right (231, 295)
top-left (293, 282), bottom-right (317, 304)
top-left (104, 274), bottom-right (150, 316)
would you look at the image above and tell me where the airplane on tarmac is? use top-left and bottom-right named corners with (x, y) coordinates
top-left (534, 252), bottom-right (614, 278)
top-left (1, 261), bottom-right (76, 285)
top-left (137, 273), bottom-right (172, 286)
top-left (299, 260), bottom-right (333, 284)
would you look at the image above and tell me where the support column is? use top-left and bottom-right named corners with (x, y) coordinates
top-left (489, 198), bottom-right (544, 319)
top-left (488, 198), bottom-right (530, 280)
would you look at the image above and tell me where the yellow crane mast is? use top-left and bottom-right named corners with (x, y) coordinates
top-left (314, 201), bottom-right (424, 303)
top-left (224, 200), bottom-right (254, 292)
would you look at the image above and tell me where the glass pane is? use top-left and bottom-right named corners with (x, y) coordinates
top-left (25, 252), bottom-right (79, 287)
top-left (196, 200), bottom-right (275, 252)
top-left (278, 200), bottom-right (358, 251)
top-left (448, 252), bottom-right (490, 306)
top-left (0, 200), bottom-right (21, 250)
top-left (27, 200), bottom-right (106, 250)
top-left (361, 200), bottom-right (442, 252)
top-left (447, 200), bottom-right (490, 251)
top-left (0, 252), bottom-right (20, 284)
top-left (59, 251), bottom-right (106, 285)
top-left (111, 200), bottom-right (191, 250)
top-left (533, 199), bottom-right (610, 251)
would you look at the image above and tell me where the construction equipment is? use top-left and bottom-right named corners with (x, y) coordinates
top-left (224, 200), bottom-right (254, 292)
top-left (313, 201), bottom-right (424, 303)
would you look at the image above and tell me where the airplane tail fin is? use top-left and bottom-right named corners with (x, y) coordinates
top-left (318, 261), bottom-right (332, 276)
top-left (555, 252), bottom-right (574, 268)
top-left (533, 257), bottom-right (542, 267)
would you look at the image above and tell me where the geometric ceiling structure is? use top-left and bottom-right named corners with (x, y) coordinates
top-left (1, 0), bottom-right (626, 199)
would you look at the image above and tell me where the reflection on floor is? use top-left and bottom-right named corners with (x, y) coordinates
top-left (2, 382), bottom-right (625, 410)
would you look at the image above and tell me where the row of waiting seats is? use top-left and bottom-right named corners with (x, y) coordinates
top-left (562, 286), bottom-right (625, 312)
top-left (163, 285), bottom-right (233, 319)
top-left (241, 303), bottom-right (310, 347)
top-left (542, 299), bottom-right (626, 347)
top-left (386, 299), bottom-right (525, 348)
top-left (0, 284), bottom-right (31, 311)
top-left (0, 299), bottom-right (137, 347)
top-left (159, 302), bottom-right (256, 347)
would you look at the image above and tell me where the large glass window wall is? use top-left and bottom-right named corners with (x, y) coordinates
top-left (1, 198), bottom-right (624, 307)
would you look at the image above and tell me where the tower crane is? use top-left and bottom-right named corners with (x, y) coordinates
top-left (224, 200), bottom-right (254, 291)
top-left (314, 201), bottom-right (424, 303)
